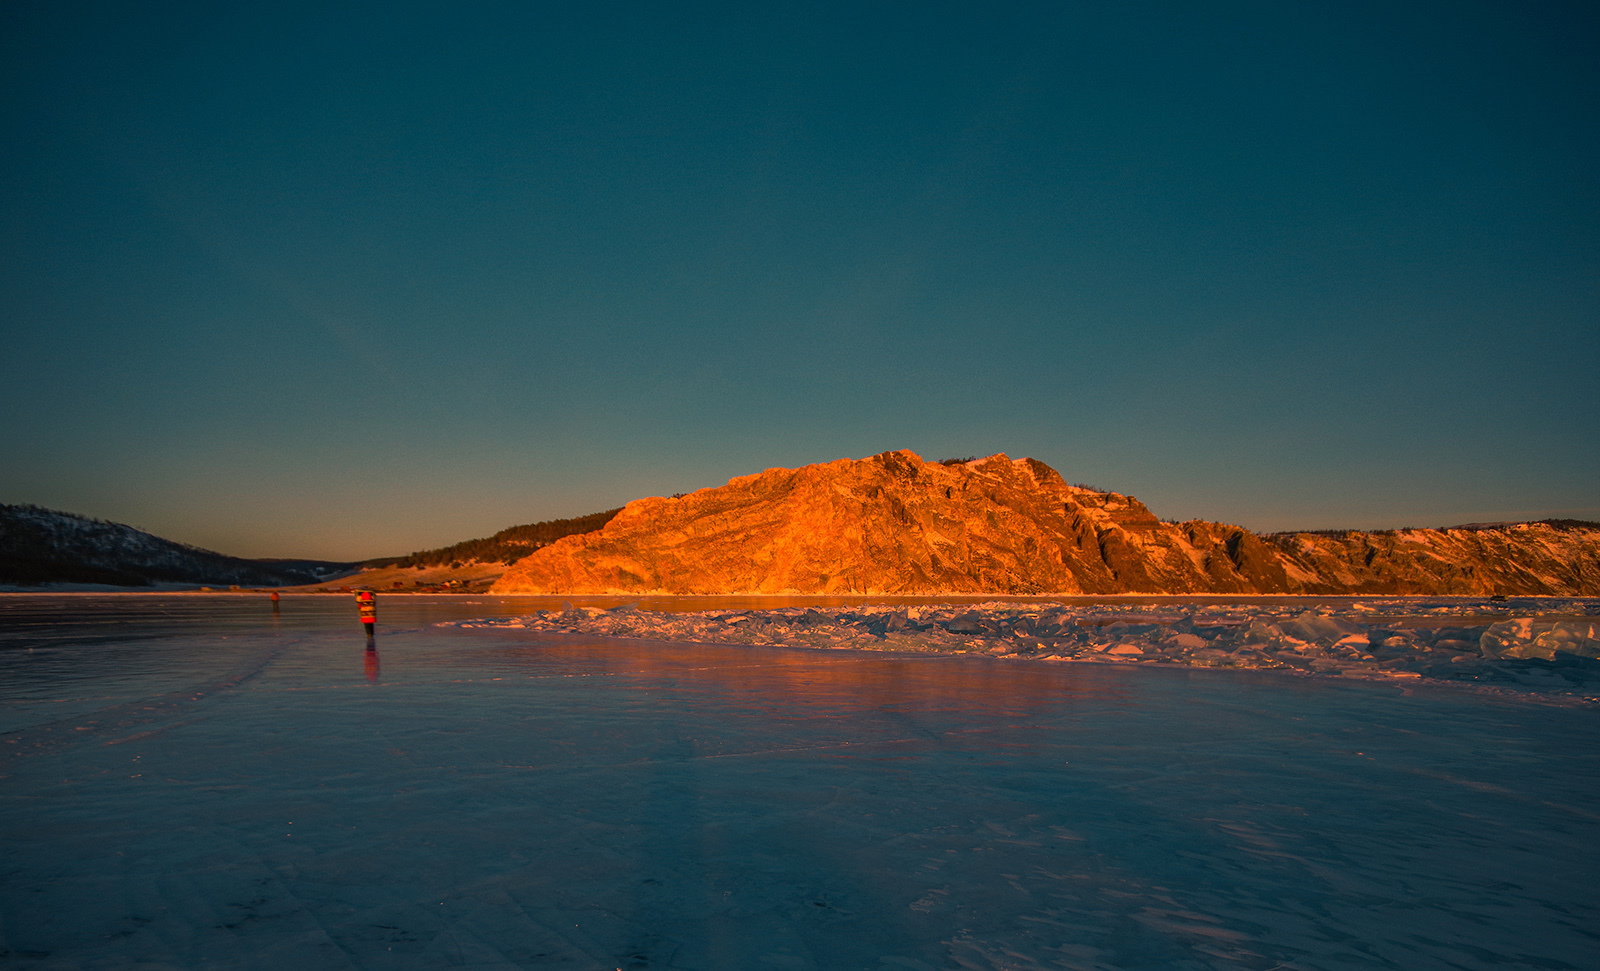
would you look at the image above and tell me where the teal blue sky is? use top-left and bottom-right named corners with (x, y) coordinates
top-left (3, 1), bottom-right (1597, 560)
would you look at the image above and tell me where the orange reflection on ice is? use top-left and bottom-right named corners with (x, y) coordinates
top-left (491, 633), bottom-right (1126, 722)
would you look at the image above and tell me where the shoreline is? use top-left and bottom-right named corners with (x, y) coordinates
top-left (4, 586), bottom-right (1595, 602)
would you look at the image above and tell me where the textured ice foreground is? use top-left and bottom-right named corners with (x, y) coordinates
top-left (452, 598), bottom-right (1600, 701)
top-left (2, 594), bottom-right (1599, 970)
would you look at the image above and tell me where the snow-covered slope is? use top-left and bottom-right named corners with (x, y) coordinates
top-left (0, 504), bottom-right (355, 588)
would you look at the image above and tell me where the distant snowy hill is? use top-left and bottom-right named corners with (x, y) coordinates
top-left (0, 504), bottom-right (356, 588)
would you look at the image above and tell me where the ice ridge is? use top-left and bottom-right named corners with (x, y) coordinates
top-left (448, 600), bottom-right (1600, 699)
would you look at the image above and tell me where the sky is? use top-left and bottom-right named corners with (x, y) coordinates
top-left (3, 1), bottom-right (1597, 561)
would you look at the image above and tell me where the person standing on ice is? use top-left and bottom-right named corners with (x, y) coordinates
top-left (356, 589), bottom-right (376, 639)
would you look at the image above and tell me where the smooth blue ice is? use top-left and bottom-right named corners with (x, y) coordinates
top-left (2, 595), bottom-right (1597, 970)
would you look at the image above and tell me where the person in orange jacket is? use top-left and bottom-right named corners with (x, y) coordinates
top-left (356, 590), bottom-right (376, 638)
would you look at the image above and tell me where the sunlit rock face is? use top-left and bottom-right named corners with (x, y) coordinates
top-left (490, 451), bottom-right (1600, 596)
top-left (1265, 526), bottom-right (1600, 596)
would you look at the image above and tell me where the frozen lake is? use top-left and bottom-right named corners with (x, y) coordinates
top-left (2, 594), bottom-right (1597, 970)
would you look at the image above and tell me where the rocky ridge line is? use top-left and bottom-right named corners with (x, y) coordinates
top-left (491, 451), bottom-right (1600, 596)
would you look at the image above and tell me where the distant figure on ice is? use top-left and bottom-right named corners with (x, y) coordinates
top-left (356, 590), bottom-right (376, 639)
top-left (270, 590), bottom-right (280, 612)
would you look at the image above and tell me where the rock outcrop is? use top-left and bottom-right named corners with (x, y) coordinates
top-left (490, 451), bottom-right (1600, 596)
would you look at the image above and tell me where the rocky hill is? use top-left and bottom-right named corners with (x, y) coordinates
top-left (361, 508), bottom-right (624, 570)
top-left (0, 504), bottom-right (356, 588)
top-left (491, 451), bottom-right (1600, 596)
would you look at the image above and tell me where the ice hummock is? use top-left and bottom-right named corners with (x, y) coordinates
top-left (447, 599), bottom-right (1600, 697)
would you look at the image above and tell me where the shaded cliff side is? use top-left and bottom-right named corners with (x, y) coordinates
top-left (491, 451), bottom-right (1600, 596)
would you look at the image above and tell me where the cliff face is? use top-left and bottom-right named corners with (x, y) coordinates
top-left (490, 451), bottom-right (1600, 596)
top-left (1262, 527), bottom-right (1600, 596)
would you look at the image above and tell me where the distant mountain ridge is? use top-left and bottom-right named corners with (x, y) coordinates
top-left (491, 451), bottom-right (1600, 596)
top-left (0, 504), bottom-right (355, 588)
top-left (12, 458), bottom-right (1598, 595)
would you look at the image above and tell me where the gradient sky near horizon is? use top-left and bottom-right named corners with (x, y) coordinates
top-left (3, 1), bottom-right (1597, 561)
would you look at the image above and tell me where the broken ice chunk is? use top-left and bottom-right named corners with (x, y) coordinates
top-left (1532, 622), bottom-right (1600, 659)
top-left (1280, 611), bottom-right (1365, 644)
top-left (1480, 619), bottom-right (1538, 658)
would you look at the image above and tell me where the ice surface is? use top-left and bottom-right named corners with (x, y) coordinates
top-left (449, 598), bottom-right (1600, 701)
top-left (2, 594), bottom-right (1599, 970)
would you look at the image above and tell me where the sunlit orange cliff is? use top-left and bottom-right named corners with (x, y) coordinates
top-left (488, 451), bottom-right (1600, 596)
